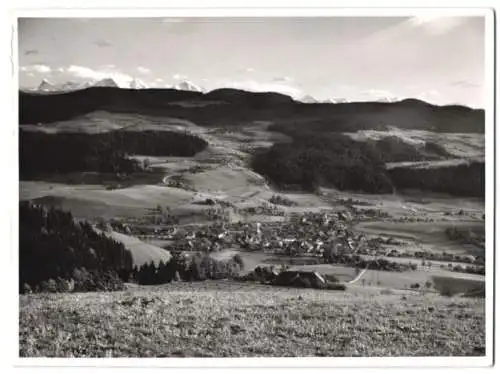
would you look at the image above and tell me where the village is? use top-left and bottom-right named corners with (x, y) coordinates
top-left (100, 198), bottom-right (485, 288)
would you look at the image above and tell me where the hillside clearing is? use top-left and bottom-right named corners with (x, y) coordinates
top-left (107, 231), bottom-right (171, 267)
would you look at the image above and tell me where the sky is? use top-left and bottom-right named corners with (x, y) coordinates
top-left (18, 16), bottom-right (485, 107)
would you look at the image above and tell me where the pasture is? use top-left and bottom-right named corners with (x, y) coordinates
top-left (19, 282), bottom-right (485, 357)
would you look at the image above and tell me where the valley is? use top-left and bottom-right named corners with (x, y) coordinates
top-left (18, 88), bottom-right (486, 358)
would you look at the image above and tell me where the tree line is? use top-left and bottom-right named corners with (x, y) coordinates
top-left (132, 253), bottom-right (242, 285)
top-left (19, 129), bottom-right (208, 178)
top-left (19, 202), bottom-right (134, 293)
top-left (387, 161), bottom-right (485, 197)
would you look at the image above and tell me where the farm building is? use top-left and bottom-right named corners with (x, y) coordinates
top-left (273, 270), bottom-right (326, 288)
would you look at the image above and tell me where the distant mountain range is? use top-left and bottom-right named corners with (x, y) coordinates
top-left (25, 78), bottom-right (403, 104)
top-left (24, 77), bottom-right (148, 93)
top-left (23, 78), bottom-right (204, 94)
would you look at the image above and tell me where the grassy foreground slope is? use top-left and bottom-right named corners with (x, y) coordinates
top-left (19, 282), bottom-right (485, 357)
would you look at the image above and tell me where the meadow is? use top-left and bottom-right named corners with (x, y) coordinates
top-left (19, 282), bottom-right (485, 357)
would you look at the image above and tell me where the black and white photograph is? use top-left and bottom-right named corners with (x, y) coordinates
top-left (8, 3), bottom-right (495, 367)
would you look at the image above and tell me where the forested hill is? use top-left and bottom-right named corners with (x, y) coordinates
top-left (19, 88), bottom-right (484, 133)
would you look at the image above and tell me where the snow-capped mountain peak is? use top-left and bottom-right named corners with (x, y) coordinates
top-left (299, 94), bottom-right (318, 103)
top-left (92, 78), bottom-right (120, 88)
top-left (298, 95), bottom-right (350, 104)
top-left (30, 77), bottom-right (150, 92)
top-left (174, 80), bottom-right (204, 92)
top-left (130, 78), bottom-right (148, 89)
top-left (37, 79), bottom-right (55, 91)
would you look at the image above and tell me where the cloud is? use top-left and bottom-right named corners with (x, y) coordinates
top-left (409, 16), bottom-right (468, 35)
top-left (137, 66), bottom-right (151, 74)
top-left (360, 16), bottom-right (469, 49)
top-left (360, 88), bottom-right (398, 99)
top-left (223, 80), bottom-right (302, 98)
top-left (173, 73), bottom-right (188, 80)
top-left (20, 64), bottom-right (51, 73)
top-left (64, 65), bottom-right (134, 87)
top-left (273, 76), bottom-right (293, 83)
top-left (427, 89), bottom-right (441, 96)
top-left (24, 49), bottom-right (38, 56)
top-left (94, 39), bottom-right (113, 48)
top-left (450, 80), bottom-right (480, 89)
top-left (417, 90), bottom-right (443, 103)
top-left (238, 67), bottom-right (256, 74)
top-left (159, 18), bottom-right (185, 24)
top-left (236, 67), bottom-right (255, 74)
top-left (155, 78), bottom-right (164, 82)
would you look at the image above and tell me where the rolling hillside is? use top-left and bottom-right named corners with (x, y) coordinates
top-left (19, 87), bottom-right (484, 133)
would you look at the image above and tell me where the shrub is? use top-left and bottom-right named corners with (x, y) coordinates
top-left (94, 270), bottom-right (125, 291)
top-left (72, 268), bottom-right (125, 292)
top-left (232, 254), bottom-right (245, 270)
top-left (22, 283), bottom-right (32, 294)
top-left (39, 279), bottom-right (58, 293)
top-left (56, 277), bottom-right (73, 293)
top-left (269, 195), bottom-right (296, 206)
top-left (453, 265), bottom-right (464, 272)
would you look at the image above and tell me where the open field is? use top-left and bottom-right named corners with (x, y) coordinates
top-left (20, 182), bottom-right (196, 220)
top-left (346, 128), bottom-right (484, 159)
top-left (19, 282), bottom-right (485, 357)
top-left (204, 249), bottom-right (484, 291)
top-left (20, 111), bottom-right (199, 134)
top-left (356, 220), bottom-right (484, 256)
top-left (107, 231), bottom-right (172, 267)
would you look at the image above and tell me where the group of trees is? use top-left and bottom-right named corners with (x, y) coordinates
top-left (251, 129), bottom-right (484, 197)
top-left (367, 136), bottom-right (450, 163)
top-left (19, 202), bottom-right (134, 293)
top-left (134, 259), bottom-right (178, 285)
top-left (444, 227), bottom-right (485, 249)
top-left (133, 253), bottom-right (242, 285)
top-left (19, 129), bottom-right (208, 178)
top-left (251, 132), bottom-right (394, 194)
top-left (387, 161), bottom-right (485, 197)
top-left (322, 250), bottom-right (418, 272)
